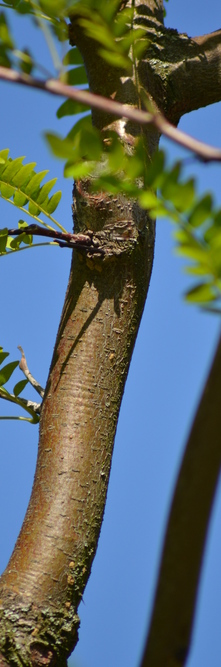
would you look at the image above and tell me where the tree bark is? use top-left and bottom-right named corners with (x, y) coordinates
top-left (1, 2), bottom-right (221, 666)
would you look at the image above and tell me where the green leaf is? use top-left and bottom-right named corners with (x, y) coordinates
top-left (0, 156), bottom-right (25, 181)
top-left (46, 133), bottom-right (75, 159)
top-left (19, 219), bottom-right (30, 231)
top-left (163, 179), bottom-right (195, 212)
top-left (0, 360), bottom-right (19, 386)
top-left (79, 128), bottom-right (102, 161)
top-left (13, 191), bottom-right (28, 207)
top-left (113, 8), bottom-right (134, 37)
top-left (25, 170), bottom-right (49, 196)
top-left (64, 160), bottom-right (95, 179)
top-left (13, 378), bottom-right (28, 396)
top-left (0, 227), bottom-right (8, 253)
top-left (145, 150), bottom-right (165, 187)
top-left (36, 178), bottom-right (58, 204)
top-left (188, 194), bottom-right (213, 227)
top-left (0, 149), bottom-right (9, 162)
top-left (45, 190), bottom-right (62, 214)
top-left (67, 114), bottom-right (92, 142)
top-left (139, 191), bottom-right (165, 211)
top-left (47, 116), bottom-right (102, 166)
top-left (91, 173), bottom-right (122, 194)
top-left (63, 47), bottom-right (84, 65)
top-left (78, 17), bottom-right (116, 51)
top-left (28, 201), bottom-right (41, 216)
top-left (0, 183), bottom-right (15, 198)
top-left (17, 48), bottom-right (34, 74)
top-left (206, 228), bottom-right (221, 249)
top-left (106, 137), bottom-right (125, 171)
top-left (213, 210), bottom-right (221, 226)
top-left (10, 235), bottom-right (24, 249)
top-left (12, 162), bottom-right (36, 188)
top-left (184, 264), bottom-right (211, 277)
top-left (62, 65), bottom-right (88, 86)
top-left (56, 99), bottom-right (90, 118)
top-left (0, 348), bottom-right (9, 365)
top-left (0, 11), bottom-right (14, 49)
top-left (185, 283), bottom-right (216, 304)
top-left (124, 156), bottom-right (143, 180)
top-left (120, 27), bottom-right (147, 52)
top-left (98, 48), bottom-right (131, 70)
top-left (133, 38), bottom-right (150, 59)
top-left (39, 0), bottom-right (67, 19)
top-left (0, 46), bottom-right (11, 68)
top-left (175, 246), bottom-right (208, 262)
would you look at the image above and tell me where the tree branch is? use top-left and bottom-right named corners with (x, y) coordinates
top-left (18, 346), bottom-right (45, 399)
top-left (1, 66), bottom-right (221, 161)
top-left (141, 330), bottom-right (221, 667)
top-left (161, 29), bottom-right (221, 123)
top-left (6, 225), bottom-right (105, 255)
top-left (0, 387), bottom-right (41, 418)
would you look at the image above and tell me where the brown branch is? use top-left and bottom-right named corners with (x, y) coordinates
top-left (0, 193), bottom-right (156, 664)
top-left (7, 224), bottom-right (105, 255)
top-left (1, 66), bottom-right (221, 161)
top-left (162, 29), bottom-right (221, 123)
top-left (140, 330), bottom-right (221, 667)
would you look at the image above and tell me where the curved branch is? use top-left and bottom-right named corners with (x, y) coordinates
top-left (163, 29), bottom-right (221, 123)
top-left (0, 66), bottom-right (221, 161)
top-left (18, 346), bottom-right (45, 399)
top-left (141, 330), bottom-right (221, 667)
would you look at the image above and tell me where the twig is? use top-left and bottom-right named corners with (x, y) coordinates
top-left (0, 66), bottom-right (221, 162)
top-left (18, 346), bottom-right (45, 399)
top-left (0, 388), bottom-right (41, 414)
top-left (7, 224), bottom-right (105, 255)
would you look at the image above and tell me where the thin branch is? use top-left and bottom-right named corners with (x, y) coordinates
top-left (18, 346), bottom-right (45, 399)
top-left (0, 388), bottom-right (41, 414)
top-left (7, 224), bottom-right (105, 254)
top-left (0, 66), bottom-right (221, 162)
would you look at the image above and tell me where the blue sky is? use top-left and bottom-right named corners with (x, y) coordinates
top-left (0, 2), bottom-right (221, 666)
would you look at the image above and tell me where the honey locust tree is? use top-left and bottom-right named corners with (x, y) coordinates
top-left (1, 1), bottom-right (221, 666)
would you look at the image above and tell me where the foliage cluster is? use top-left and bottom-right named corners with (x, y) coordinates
top-left (0, 347), bottom-right (39, 423)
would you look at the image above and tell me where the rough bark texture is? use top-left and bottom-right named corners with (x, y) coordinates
top-left (0, 191), bottom-right (155, 666)
top-left (0, 1), bottom-right (221, 666)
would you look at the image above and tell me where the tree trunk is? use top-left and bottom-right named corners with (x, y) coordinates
top-left (1, 1), bottom-right (221, 666)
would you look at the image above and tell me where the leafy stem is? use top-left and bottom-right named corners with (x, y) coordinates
top-left (0, 189), bottom-right (66, 233)
top-left (5, 224), bottom-right (105, 253)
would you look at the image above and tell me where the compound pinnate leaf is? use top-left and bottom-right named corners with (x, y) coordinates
top-left (0, 150), bottom-right (64, 234)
